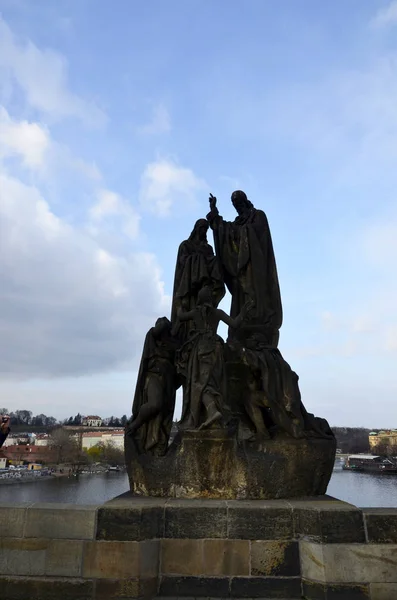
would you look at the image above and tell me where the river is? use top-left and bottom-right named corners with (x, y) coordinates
top-left (1, 465), bottom-right (397, 506)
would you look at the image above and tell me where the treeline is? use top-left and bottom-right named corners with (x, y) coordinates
top-left (62, 413), bottom-right (128, 427)
top-left (0, 409), bottom-right (130, 430)
top-left (0, 408), bottom-right (57, 428)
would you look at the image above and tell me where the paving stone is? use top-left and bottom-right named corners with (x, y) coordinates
top-left (363, 509), bottom-right (397, 544)
top-left (370, 582), bottom-right (397, 600)
top-left (96, 505), bottom-right (164, 541)
top-left (161, 539), bottom-right (203, 576)
top-left (95, 577), bottom-right (158, 599)
top-left (0, 538), bottom-right (47, 576)
top-left (0, 576), bottom-right (93, 600)
top-left (302, 579), bottom-right (370, 599)
top-left (227, 502), bottom-right (293, 540)
top-left (83, 541), bottom-right (139, 579)
top-left (164, 502), bottom-right (228, 539)
top-left (0, 504), bottom-right (30, 538)
top-left (230, 575), bottom-right (301, 598)
top-left (292, 501), bottom-right (365, 543)
top-left (251, 541), bottom-right (299, 577)
top-left (301, 541), bottom-right (397, 583)
top-left (24, 504), bottom-right (96, 540)
top-left (159, 575), bottom-right (230, 597)
top-left (45, 540), bottom-right (83, 577)
top-left (203, 539), bottom-right (249, 576)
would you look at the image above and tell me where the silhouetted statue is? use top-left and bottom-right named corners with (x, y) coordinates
top-left (174, 286), bottom-right (253, 430)
top-left (230, 337), bottom-right (334, 444)
top-left (124, 190), bottom-right (336, 500)
top-left (207, 191), bottom-right (282, 346)
top-left (171, 219), bottom-right (225, 343)
top-left (126, 317), bottom-right (178, 456)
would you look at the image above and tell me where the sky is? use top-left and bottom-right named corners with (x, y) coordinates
top-left (1, 0), bottom-right (397, 427)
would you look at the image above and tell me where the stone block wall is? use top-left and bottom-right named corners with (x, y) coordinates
top-left (0, 497), bottom-right (397, 599)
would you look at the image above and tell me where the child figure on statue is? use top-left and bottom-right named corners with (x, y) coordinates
top-left (174, 286), bottom-right (253, 430)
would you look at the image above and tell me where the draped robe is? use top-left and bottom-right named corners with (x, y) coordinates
top-left (208, 207), bottom-right (282, 346)
top-left (171, 238), bottom-right (225, 342)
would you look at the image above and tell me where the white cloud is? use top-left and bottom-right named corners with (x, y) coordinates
top-left (371, 1), bottom-right (397, 28)
top-left (0, 16), bottom-right (106, 126)
top-left (139, 104), bottom-right (171, 135)
top-left (0, 106), bottom-right (50, 169)
top-left (0, 172), bottom-right (169, 378)
top-left (90, 189), bottom-right (141, 240)
top-left (139, 158), bottom-right (207, 217)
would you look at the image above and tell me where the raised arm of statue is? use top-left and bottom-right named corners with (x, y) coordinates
top-left (216, 300), bottom-right (254, 330)
top-left (207, 193), bottom-right (220, 224)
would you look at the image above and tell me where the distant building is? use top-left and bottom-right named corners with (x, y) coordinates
top-left (82, 429), bottom-right (124, 450)
top-left (0, 444), bottom-right (57, 465)
top-left (35, 434), bottom-right (50, 447)
top-left (369, 430), bottom-right (397, 452)
top-left (2, 434), bottom-right (17, 447)
top-left (82, 416), bottom-right (102, 427)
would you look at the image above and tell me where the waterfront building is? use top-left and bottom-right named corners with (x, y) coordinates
top-left (82, 415), bottom-right (103, 427)
top-left (35, 434), bottom-right (50, 446)
top-left (81, 429), bottom-right (124, 450)
top-left (369, 430), bottom-right (397, 452)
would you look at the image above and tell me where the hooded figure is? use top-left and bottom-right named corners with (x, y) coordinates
top-left (171, 219), bottom-right (225, 343)
top-left (207, 191), bottom-right (282, 346)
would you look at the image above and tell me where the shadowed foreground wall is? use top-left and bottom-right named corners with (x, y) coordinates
top-left (0, 496), bottom-right (397, 599)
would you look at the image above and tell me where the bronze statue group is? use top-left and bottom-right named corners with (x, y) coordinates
top-left (127, 191), bottom-right (333, 457)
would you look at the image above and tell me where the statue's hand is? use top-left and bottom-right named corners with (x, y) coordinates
top-left (209, 193), bottom-right (217, 211)
top-left (243, 299), bottom-right (255, 315)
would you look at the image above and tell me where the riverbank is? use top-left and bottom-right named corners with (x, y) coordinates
top-left (0, 465), bottom-right (117, 485)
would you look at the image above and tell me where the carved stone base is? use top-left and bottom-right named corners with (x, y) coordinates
top-left (124, 428), bottom-right (336, 500)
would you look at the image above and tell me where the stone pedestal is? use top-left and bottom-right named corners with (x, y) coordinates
top-left (125, 428), bottom-right (336, 499)
top-left (1, 497), bottom-right (397, 598)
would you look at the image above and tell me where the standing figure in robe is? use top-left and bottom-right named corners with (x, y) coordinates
top-left (171, 219), bottom-right (225, 343)
top-left (126, 317), bottom-right (178, 456)
top-left (207, 191), bottom-right (282, 346)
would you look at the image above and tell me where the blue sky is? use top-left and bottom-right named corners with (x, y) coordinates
top-left (1, 0), bottom-right (397, 426)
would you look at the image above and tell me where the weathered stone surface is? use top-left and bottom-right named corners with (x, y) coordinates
top-left (301, 541), bottom-right (397, 583)
top-left (0, 504), bottom-right (30, 538)
top-left (370, 582), bottom-right (397, 600)
top-left (0, 576), bottom-right (93, 600)
top-left (83, 541), bottom-right (140, 579)
top-left (250, 540), bottom-right (300, 576)
top-left (164, 500), bottom-right (228, 538)
top-left (97, 502), bottom-right (164, 541)
top-left (158, 575), bottom-right (229, 597)
top-left (363, 508), bottom-right (397, 543)
top-left (139, 541), bottom-right (160, 578)
top-left (203, 539), bottom-right (250, 576)
top-left (230, 575), bottom-right (302, 598)
top-left (125, 428), bottom-right (336, 500)
top-left (95, 577), bottom-right (158, 599)
top-left (227, 500), bottom-right (293, 540)
top-left (302, 579), bottom-right (370, 600)
top-left (292, 499), bottom-right (366, 543)
top-left (0, 538), bottom-right (84, 579)
top-left (161, 539), bottom-right (203, 576)
top-left (300, 541), bottom-right (326, 582)
top-left (45, 540), bottom-right (83, 577)
top-left (24, 504), bottom-right (96, 540)
top-left (0, 538), bottom-right (47, 577)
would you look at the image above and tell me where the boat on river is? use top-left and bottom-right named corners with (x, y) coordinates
top-left (343, 454), bottom-right (397, 474)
